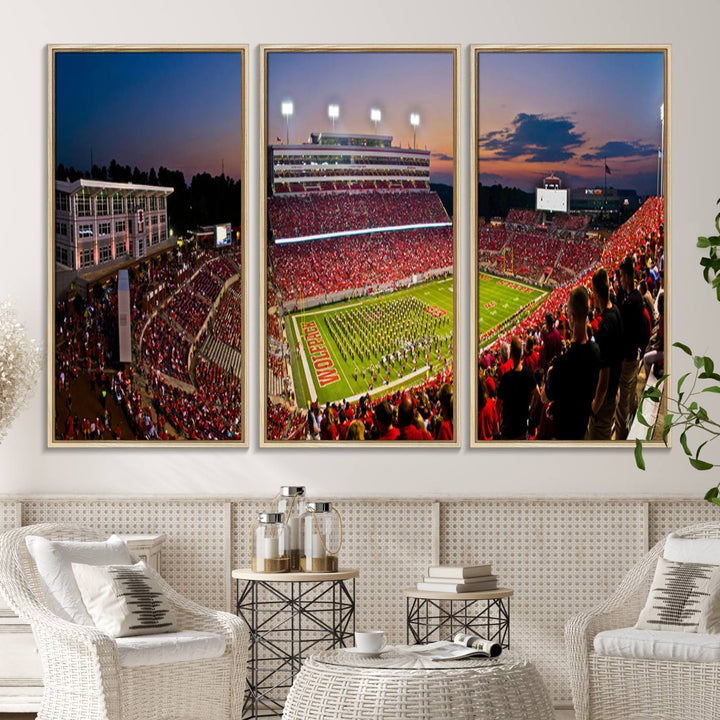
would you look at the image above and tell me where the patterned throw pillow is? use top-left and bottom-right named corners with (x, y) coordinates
top-left (635, 557), bottom-right (720, 633)
top-left (71, 561), bottom-right (178, 638)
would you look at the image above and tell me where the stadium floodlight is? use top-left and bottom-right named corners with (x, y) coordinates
top-left (370, 107), bottom-right (382, 133)
top-left (281, 100), bottom-right (294, 145)
top-left (328, 103), bottom-right (339, 131)
top-left (410, 112), bottom-right (420, 149)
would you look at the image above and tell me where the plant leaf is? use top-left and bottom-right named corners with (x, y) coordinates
top-left (694, 356), bottom-right (705, 369)
top-left (680, 431), bottom-right (691, 456)
top-left (662, 414), bottom-right (673, 446)
top-left (673, 342), bottom-right (692, 356)
top-left (634, 439), bottom-right (646, 471)
top-left (705, 486), bottom-right (720, 501)
top-left (702, 386), bottom-right (720, 393)
top-left (690, 458), bottom-right (714, 471)
top-left (705, 357), bottom-right (715, 374)
top-left (637, 410), bottom-right (650, 427)
top-left (677, 372), bottom-right (691, 396)
top-left (696, 440), bottom-right (710, 460)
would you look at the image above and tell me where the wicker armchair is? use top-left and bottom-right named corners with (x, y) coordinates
top-left (565, 521), bottom-right (720, 720)
top-left (0, 523), bottom-right (248, 720)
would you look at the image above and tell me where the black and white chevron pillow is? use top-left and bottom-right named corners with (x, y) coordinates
top-left (72, 560), bottom-right (178, 638)
top-left (636, 557), bottom-right (720, 633)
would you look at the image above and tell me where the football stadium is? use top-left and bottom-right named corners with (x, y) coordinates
top-left (53, 178), bottom-right (245, 441)
top-left (266, 131), bottom-right (455, 441)
top-left (476, 178), bottom-right (665, 442)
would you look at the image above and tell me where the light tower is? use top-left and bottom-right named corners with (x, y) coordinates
top-left (328, 103), bottom-right (339, 131)
top-left (370, 107), bottom-right (381, 133)
top-left (410, 112), bottom-right (420, 149)
top-left (281, 100), bottom-right (294, 145)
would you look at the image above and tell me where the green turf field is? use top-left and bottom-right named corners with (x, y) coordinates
top-left (286, 277), bottom-right (454, 407)
top-left (477, 271), bottom-right (548, 340)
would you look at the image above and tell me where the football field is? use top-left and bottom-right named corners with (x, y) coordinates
top-left (286, 277), bottom-right (454, 408)
top-left (477, 271), bottom-right (548, 340)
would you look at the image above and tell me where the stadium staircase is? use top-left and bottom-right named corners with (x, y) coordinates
top-left (198, 334), bottom-right (243, 380)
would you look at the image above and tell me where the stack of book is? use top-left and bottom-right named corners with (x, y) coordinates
top-left (416, 564), bottom-right (498, 593)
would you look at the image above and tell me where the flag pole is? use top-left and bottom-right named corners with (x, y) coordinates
top-left (603, 157), bottom-right (607, 217)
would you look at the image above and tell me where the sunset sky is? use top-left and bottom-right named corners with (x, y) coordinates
top-left (267, 51), bottom-right (455, 185)
top-left (55, 51), bottom-right (244, 181)
top-left (477, 51), bottom-right (665, 196)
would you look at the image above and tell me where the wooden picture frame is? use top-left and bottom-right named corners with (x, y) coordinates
top-left (260, 45), bottom-right (460, 446)
top-left (470, 45), bottom-right (670, 447)
top-left (48, 45), bottom-right (249, 446)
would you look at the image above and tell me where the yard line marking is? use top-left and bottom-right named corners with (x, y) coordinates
top-left (342, 366), bottom-right (430, 403)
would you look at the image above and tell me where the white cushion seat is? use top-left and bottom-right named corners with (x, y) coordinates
top-left (595, 627), bottom-right (720, 664)
top-left (116, 630), bottom-right (226, 668)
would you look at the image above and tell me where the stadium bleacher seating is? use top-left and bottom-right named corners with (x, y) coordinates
top-left (268, 189), bottom-right (448, 240)
top-left (270, 227), bottom-right (452, 303)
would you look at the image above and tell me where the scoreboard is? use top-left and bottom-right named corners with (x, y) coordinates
top-left (536, 188), bottom-right (569, 213)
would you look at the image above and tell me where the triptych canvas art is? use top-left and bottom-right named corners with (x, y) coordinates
top-left (48, 45), bottom-right (668, 448)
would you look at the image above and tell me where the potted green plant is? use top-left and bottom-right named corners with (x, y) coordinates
top-left (635, 199), bottom-right (720, 507)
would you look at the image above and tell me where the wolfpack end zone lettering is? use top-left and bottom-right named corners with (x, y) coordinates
top-left (301, 321), bottom-right (340, 387)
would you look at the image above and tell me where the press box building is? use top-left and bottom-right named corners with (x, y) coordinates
top-left (55, 179), bottom-right (174, 271)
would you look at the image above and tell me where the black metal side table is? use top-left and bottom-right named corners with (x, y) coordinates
top-left (404, 587), bottom-right (513, 648)
top-left (234, 568), bottom-right (359, 719)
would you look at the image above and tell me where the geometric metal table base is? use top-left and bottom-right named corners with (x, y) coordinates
top-left (406, 592), bottom-right (511, 648)
top-left (235, 570), bottom-right (357, 719)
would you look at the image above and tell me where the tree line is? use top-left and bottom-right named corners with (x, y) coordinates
top-left (478, 183), bottom-right (534, 221)
top-left (56, 160), bottom-right (242, 235)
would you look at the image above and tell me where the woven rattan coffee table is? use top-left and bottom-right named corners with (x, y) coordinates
top-left (282, 647), bottom-right (554, 720)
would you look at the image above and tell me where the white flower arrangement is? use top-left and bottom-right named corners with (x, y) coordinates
top-left (0, 301), bottom-right (42, 442)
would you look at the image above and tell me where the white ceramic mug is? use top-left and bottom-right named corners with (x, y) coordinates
top-left (354, 630), bottom-right (387, 654)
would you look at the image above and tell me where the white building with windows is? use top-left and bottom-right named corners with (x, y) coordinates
top-left (55, 179), bottom-right (174, 271)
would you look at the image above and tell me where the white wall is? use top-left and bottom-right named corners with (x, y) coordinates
top-left (1, 0), bottom-right (719, 498)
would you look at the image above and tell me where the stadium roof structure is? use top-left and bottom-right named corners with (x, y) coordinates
top-left (309, 131), bottom-right (393, 147)
top-left (56, 178), bottom-right (174, 196)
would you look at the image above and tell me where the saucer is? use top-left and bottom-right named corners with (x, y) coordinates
top-left (343, 647), bottom-right (390, 657)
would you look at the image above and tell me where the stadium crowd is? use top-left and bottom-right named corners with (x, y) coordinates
top-left (477, 196), bottom-right (665, 442)
top-left (478, 226), bottom-right (602, 285)
top-left (270, 227), bottom-right (453, 303)
top-left (267, 368), bottom-right (454, 442)
top-left (54, 245), bottom-right (244, 442)
top-left (504, 208), bottom-right (590, 234)
top-left (268, 189), bottom-right (448, 240)
top-left (206, 283), bottom-right (243, 353)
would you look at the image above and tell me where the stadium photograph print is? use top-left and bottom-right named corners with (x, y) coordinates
top-left (49, 46), bottom-right (248, 446)
top-left (471, 46), bottom-right (669, 446)
top-left (261, 45), bottom-right (459, 446)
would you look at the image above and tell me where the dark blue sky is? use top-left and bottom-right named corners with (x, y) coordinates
top-left (478, 51), bottom-right (665, 195)
top-left (55, 51), bottom-right (244, 181)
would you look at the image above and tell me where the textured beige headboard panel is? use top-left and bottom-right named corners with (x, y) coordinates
top-left (3, 496), bottom-right (710, 705)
